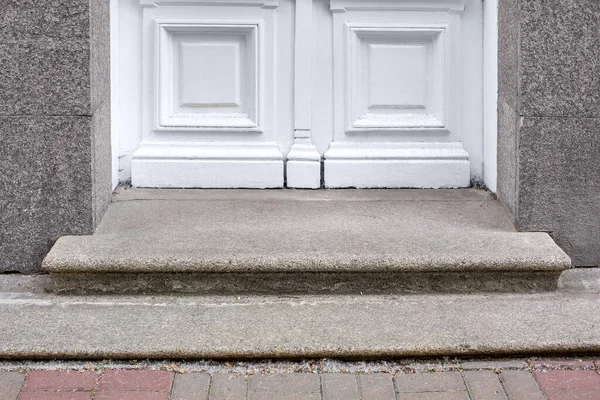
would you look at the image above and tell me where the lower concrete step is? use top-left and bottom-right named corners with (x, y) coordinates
top-left (42, 189), bottom-right (571, 294)
top-left (0, 275), bottom-right (598, 359)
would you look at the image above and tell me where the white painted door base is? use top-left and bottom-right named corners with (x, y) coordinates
top-left (131, 142), bottom-right (283, 188)
top-left (325, 142), bottom-right (470, 188)
top-left (114, 0), bottom-right (486, 189)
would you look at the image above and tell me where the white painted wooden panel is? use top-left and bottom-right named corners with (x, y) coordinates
top-left (323, 0), bottom-right (481, 188)
top-left (130, 0), bottom-right (286, 187)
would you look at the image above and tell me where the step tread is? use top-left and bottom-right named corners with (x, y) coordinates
top-left (0, 289), bottom-right (598, 358)
top-left (43, 189), bottom-right (570, 273)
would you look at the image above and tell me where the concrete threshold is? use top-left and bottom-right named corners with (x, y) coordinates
top-left (42, 188), bottom-right (571, 294)
top-left (0, 278), bottom-right (599, 359)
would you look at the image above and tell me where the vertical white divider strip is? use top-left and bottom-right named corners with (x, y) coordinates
top-left (286, 0), bottom-right (322, 188)
top-left (483, 0), bottom-right (498, 192)
top-left (294, 0), bottom-right (312, 131)
top-left (110, 0), bottom-right (120, 189)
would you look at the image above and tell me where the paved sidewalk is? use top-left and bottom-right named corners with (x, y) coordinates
top-left (1, 358), bottom-right (599, 399)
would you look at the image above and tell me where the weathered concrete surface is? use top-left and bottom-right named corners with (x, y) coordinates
top-left (0, 288), bottom-right (599, 359)
top-left (497, 0), bottom-right (600, 267)
top-left (42, 189), bottom-right (571, 293)
top-left (52, 271), bottom-right (563, 295)
top-left (558, 268), bottom-right (600, 293)
top-left (0, 1), bottom-right (111, 273)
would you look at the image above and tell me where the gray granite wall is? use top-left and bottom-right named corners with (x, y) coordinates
top-left (498, 0), bottom-right (600, 266)
top-left (0, 1), bottom-right (111, 273)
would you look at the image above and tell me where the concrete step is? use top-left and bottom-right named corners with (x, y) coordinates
top-left (0, 275), bottom-right (598, 359)
top-left (42, 189), bottom-right (571, 294)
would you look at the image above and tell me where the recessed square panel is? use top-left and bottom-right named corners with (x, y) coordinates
top-left (158, 23), bottom-right (258, 130)
top-left (347, 25), bottom-right (447, 132)
top-left (368, 44), bottom-right (427, 109)
top-left (180, 42), bottom-right (241, 107)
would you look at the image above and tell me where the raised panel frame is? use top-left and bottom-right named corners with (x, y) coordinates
top-left (156, 21), bottom-right (261, 132)
top-left (346, 23), bottom-right (449, 134)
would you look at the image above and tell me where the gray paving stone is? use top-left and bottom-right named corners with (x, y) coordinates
top-left (0, 372), bottom-right (25, 400)
top-left (463, 370), bottom-right (506, 400)
top-left (397, 392), bottom-right (469, 400)
top-left (499, 370), bottom-right (545, 400)
top-left (395, 372), bottom-right (466, 393)
top-left (249, 393), bottom-right (319, 400)
top-left (171, 373), bottom-right (211, 400)
top-left (321, 374), bottom-right (359, 400)
top-left (358, 374), bottom-right (395, 400)
top-left (209, 374), bottom-right (247, 400)
top-left (461, 360), bottom-right (528, 370)
top-left (249, 373), bottom-right (320, 394)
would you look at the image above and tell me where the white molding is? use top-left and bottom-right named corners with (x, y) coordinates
top-left (133, 141), bottom-right (283, 160)
top-left (287, 0), bottom-right (321, 188)
top-left (132, 142), bottom-right (283, 188)
top-left (324, 142), bottom-right (470, 188)
top-left (140, 0), bottom-right (279, 9)
top-left (330, 0), bottom-right (465, 14)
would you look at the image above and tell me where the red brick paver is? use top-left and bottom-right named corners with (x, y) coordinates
top-left (95, 392), bottom-right (169, 400)
top-left (544, 388), bottom-right (600, 400)
top-left (22, 371), bottom-right (98, 391)
top-left (535, 370), bottom-right (600, 390)
top-left (534, 360), bottom-right (596, 369)
top-left (98, 370), bottom-right (174, 392)
top-left (19, 392), bottom-right (92, 400)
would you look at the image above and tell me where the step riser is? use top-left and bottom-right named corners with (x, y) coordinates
top-left (51, 271), bottom-right (562, 295)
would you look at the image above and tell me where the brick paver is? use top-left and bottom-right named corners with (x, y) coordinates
top-left (321, 374), bottom-right (359, 400)
top-left (95, 392), bottom-right (169, 400)
top-left (535, 370), bottom-right (600, 390)
top-left (5, 360), bottom-right (600, 399)
top-left (98, 370), bottom-right (174, 391)
top-left (499, 370), bottom-right (545, 400)
top-left (534, 360), bottom-right (595, 369)
top-left (19, 393), bottom-right (92, 400)
top-left (544, 388), bottom-right (600, 400)
top-left (22, 371), bottom-right (98, 391)
top-left (170, 373), bottom-right (211, 400)
top-left (357, 374), bottom-right (395, 400)
top-left (209, 373), bottom-right (247, 400)
top-left (0, 372), bottom-right (25, 400)
top-left (248, 373), bottom-right (320, 400)
top-left (397, 392), bottom-right (469, 400)
top-left (462, 360), bottom-right (528, 370)
top-left (395, 371), bottom-right (466, 393)
top-left (463, 370), bottom-right (505, 400)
